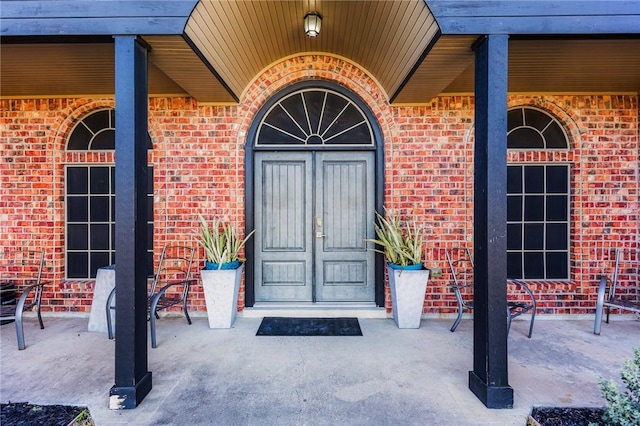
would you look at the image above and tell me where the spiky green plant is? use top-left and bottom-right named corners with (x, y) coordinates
top-left (196, 214), bottom-right (255, 269)
top-left (365, 210), bottom-right (425, 267)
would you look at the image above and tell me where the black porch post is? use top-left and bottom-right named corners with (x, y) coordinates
top-left (469, 34), bottom-right (513, 409)
top-left (109, 36), bottom-right (152, 409)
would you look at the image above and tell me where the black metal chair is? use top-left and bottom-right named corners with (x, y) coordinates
top-left (446, 247), bottom-right (537, 338)
top-left (594, 248), bottom-right (639, 335)
top-left (0, 250), bottom-right (47, 350)
top-left (507, 280), bottom-right (537, 338)
top-left (446, 247), bottom-right (474, 333)
top-left (106, 245), bottom-right (196, 348)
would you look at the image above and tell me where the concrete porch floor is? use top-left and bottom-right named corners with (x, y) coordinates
top-left (1, 315), bottom-right (638, 425)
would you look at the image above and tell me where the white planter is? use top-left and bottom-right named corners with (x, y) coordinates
top-left (201, 264), bottom-right (244, 329)
top-left (387, 265), bottom-right (430, 329)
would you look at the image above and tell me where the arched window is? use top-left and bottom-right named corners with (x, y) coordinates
top-left (507, 107), bottom-right (568, 149)
top-left (65, 109), bottom-right (153, 278)
top-left (68, 108), bottom-right (152, 150)
top-left (507, 107), bottom-right (570, 280)
top-left (255, 88), bottom-right (374, 148)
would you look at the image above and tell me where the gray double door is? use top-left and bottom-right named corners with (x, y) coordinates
top-left (254, 151), bottom-right (375, 303)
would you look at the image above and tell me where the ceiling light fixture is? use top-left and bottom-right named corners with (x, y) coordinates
top-left (304, 12), bottom-right (322, 37)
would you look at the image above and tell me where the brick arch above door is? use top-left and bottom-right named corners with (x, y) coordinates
top-left (237, 55), bottom-right (395, 153)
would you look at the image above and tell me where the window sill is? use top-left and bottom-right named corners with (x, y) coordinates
top-left (508, 279), bottom-right (577, 292)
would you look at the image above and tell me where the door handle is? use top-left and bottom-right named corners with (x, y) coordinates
top-left (316, 231), bottom-right (327, 238)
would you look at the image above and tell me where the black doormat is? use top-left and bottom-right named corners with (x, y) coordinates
top-left (256, 317), bottom-right (362, 336)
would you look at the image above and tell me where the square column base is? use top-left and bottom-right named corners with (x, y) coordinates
top-left (469, 371), bottom-right (513, 409)
top-left (109, 371), bottom-right (152, 409)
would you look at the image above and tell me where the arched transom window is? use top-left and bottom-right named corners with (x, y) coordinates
top-left (68, 109), bottom-right (115, 150)
top-left (507, 107), bottom-right (568, 149)
top-left (68, 108), bottom-right (152, 150)
top-left (255, 88), bottom-right (374, 148)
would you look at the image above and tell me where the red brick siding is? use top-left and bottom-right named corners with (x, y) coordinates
top-left (1, 56), bottom-right (638, 316)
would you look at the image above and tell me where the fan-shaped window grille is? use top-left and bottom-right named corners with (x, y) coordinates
top-left (507, 107), bottom-right (568, 149)
top-left (256, 88), bottom-right (374, 148)
top-left (67, 108), bottom-right (152, 150)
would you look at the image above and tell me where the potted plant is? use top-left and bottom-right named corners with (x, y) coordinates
top-left (196, 214), bottom-right (255, 328)
top-left (366, 210), bottom-right (432, 328)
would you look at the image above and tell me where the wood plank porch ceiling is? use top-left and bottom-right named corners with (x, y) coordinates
top-left (1, 1), bottom-right (639, 103)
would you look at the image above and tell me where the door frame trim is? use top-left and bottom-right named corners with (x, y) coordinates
top-left (244, 80), bottom-right (385, 307)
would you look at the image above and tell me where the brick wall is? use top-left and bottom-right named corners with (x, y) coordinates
top-left (1, 55), bottom-right (638, 316)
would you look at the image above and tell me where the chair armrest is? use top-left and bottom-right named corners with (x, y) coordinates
top-left (448, 283), bottom-right (473, 309)
top-left (153, 279), bottom-right (196, 297)
top-left (511, 280), bottom-right (537, 309)
top-left (106, 287), bottom-right (116, 308)
top-left (149, 279), bottom-right (196, 308)
top-left (448, 284), bottom-right (473, 291)
top-left (0, 281), bottom-right (47, 321)
top-left (16, 281), bottom-right (47, 313)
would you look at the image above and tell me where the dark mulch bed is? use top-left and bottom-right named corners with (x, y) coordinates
top-left (530, 406), bottom-right (605, 426)
top-left (1, 402), bottom-right (92, 426)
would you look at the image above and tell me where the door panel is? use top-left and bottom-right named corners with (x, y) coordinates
top-left (315, 152), bottom-right (375, 301)
top-left (255, 153), bottom-right (312, 302)
top-left (254, 151), bottom-right (374, 303)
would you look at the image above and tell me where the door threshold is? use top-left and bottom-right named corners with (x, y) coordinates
top-left (242, 302), bottom-right (387, 319)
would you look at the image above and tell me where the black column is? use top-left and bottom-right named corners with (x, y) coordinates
top-left (109, 36), bottom-right (152, 409)
top-left (469, 34), bottom-right (513, 409)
